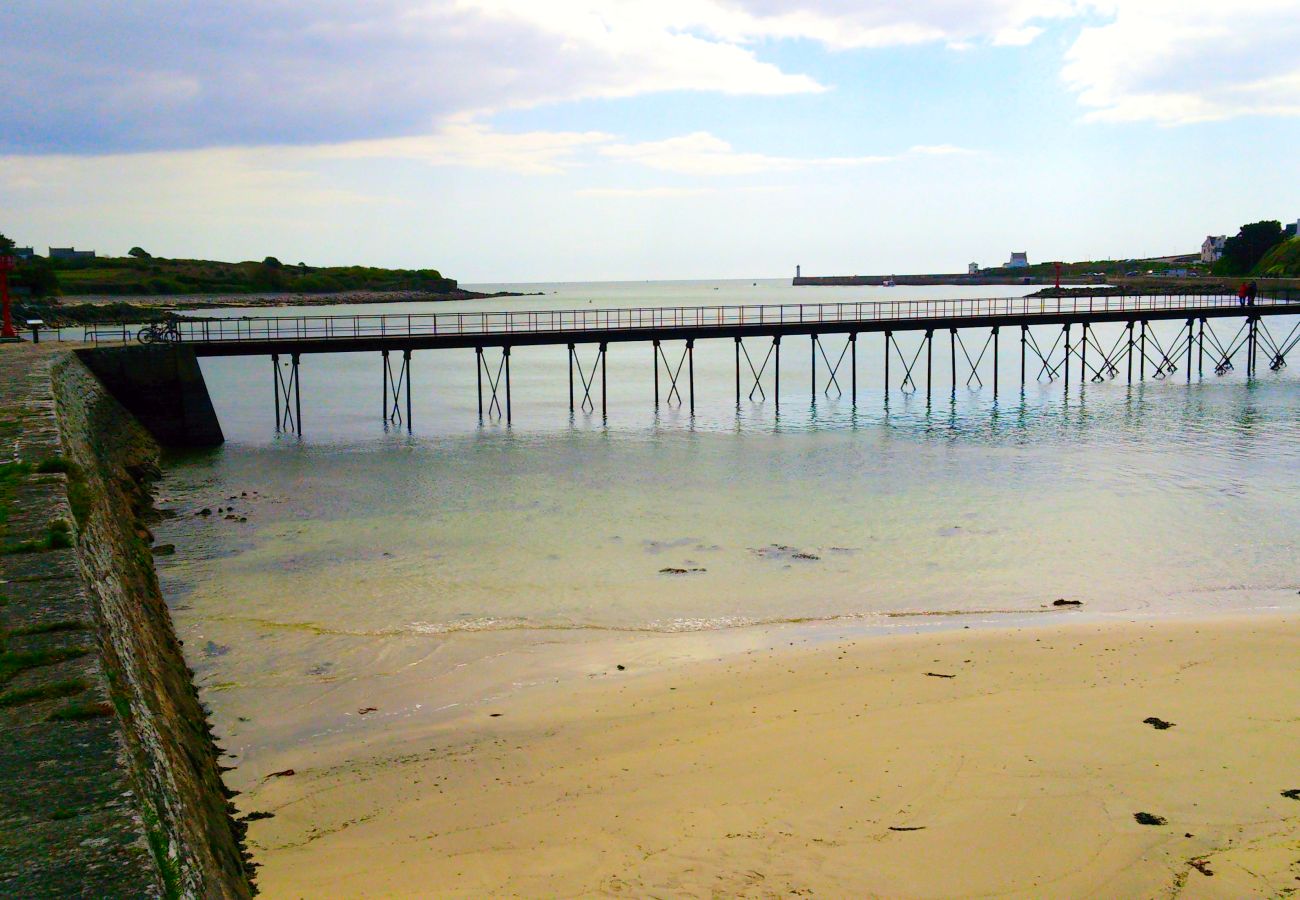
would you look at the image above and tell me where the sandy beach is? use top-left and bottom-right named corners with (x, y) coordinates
top-left (238, 613), bottom-right (1300, 898)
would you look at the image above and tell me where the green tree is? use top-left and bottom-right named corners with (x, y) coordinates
top-left (0, 233), bottom-right (14, 254)
top-left (13, 258), bottom-right (59, 298)
top-left (253, 260), bottom-right (287, 290)
top-left (1215, 220), bottom-right (1284, 276)
top-left (128, 246), bottom-right (152, 259)
top-left (262, 256), bottom-right (283, 268)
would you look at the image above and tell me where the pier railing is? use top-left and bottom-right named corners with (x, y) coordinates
top-left (168, 292), bottom-right (1293, 344)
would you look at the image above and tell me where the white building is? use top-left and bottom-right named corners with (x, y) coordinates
top-left (1007, 252), bottom-right (1028, 268)
top-left (968, 262), bottom-right (980, 275)
top-left (1201, 235), bottom-right (1227, 263)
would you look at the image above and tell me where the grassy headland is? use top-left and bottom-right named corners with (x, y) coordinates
top-left (1254, 237), bottom-right (1300, 277)
top-left (46, 255), bottom-right (456, 297)
top-left (4, 254), bottom-right (546, 326)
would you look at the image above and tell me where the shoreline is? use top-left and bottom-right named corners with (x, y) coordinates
top-left (186, 589), bottom-right (1300, 769)
top-left (222, 608), bottom-right (1300, 897)
top-left (64, 288), bottom-right (545, 307)
top-left (13, 289), bottom-right (547, 326)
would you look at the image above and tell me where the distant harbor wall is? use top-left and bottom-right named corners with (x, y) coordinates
top-left (792, 274), bottom-right (1099, 287)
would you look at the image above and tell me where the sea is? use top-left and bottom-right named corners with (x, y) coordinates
top-left (151, 278), bottom-right (1300, 763)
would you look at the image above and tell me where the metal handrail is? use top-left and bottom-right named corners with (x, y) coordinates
top-left (162, 292), bottom-right (1295, 344)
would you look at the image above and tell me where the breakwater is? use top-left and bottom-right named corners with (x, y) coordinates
top-left (0, 347), bottom-right (252, 897)
top-left (793, 274), bottom-right (1097, 286)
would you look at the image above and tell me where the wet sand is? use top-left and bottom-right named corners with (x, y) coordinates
top-left (242, 614), bottom-right (1299, 897)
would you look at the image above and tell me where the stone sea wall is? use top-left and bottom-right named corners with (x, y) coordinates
top-left (49, 352), bottom-right (253, 897)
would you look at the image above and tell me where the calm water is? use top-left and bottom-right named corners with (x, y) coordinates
top-left (153, 279), bottom-right (1300, 750)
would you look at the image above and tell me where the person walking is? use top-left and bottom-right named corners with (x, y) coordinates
top-left (1238, 282), bottom-right (1249, 306)
top-left (1247, 280), bottom-right (1258, 306)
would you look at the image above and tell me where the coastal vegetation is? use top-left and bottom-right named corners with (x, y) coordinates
top-left (0, 233), bottom-right (456, 298)
top-left (1253, 236), bottom-right (1300, 277)
top-left (47, 255), bottom-right (456, 297)
top-left (1213, 219), bottom-right (1292, 277)
top-left (980, 257), bottom-right (1206, 279)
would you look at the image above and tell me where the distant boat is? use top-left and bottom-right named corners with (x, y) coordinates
top-left (882, 277), bottom-right (896, 287)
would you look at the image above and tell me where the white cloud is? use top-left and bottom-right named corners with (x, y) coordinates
top-left (688, 1), bottom-right (1085, 50)
top-left (319, 120), bottom-right (614, 174)
top-left (1062, 1), bottom-right (1300, 124)
top-left (907, 144), bottom-right (977, 156)
top-left (2, 1), bottom-right (1089, 155)
top-left (5, 0), bottom-right (1296, 162)
top-left (600, 132), bottom-right (898, 175)
top-left (598, 133), bottom-right (979, 175)
top-left (578, 187), bottom-right (722, 198)
top-left (992, 25), bottom-right (1045, 46)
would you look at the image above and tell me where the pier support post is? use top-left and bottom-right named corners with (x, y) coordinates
top-left (382, 349), bottom-right (389, 421)
top-left (774, 336), bottom-right (781, 407)
top-left (926, 329), bottom-right (933, 403)
top-left (272, 353), bottom-right (280, 430)
top-left (992, 327), bottom-right (999, 396)
top-left (653, 340), bottom-right (660, 407)
top-left (1020, 325), bottom-right (1027, 387)
top-left (476, 347), bottom-right (484, 418)
top-left (404, 350), bottom-right (412, 428)
top-left (735, 337), bottom-right (741, 408)
top-left (1139, 321), bottom-right (1146, 381)
top-left (687, 339), bottom-right (695, 415)
top-left (292, 353), bottom-right (301, 436)
top-left (600, 342), bottom-right (607, 418)
top-left (1242, 316), bottom-right (1253, 377)
top-left (1064, 324), bottom-right (1071, 393)
top-left (850, 333), bottom-right (857, 405)
top-left (1186, 319), bottom-right (1193, 382)
top-left (1080, 324), bottom-right (1088, 384)
top-left (884, 331), bottom-right (891, 395)
top-left (568, 343), bottom-right (575, 412)
top-left (950, 328), bottom-right (957, 394)
top-left (504, 346), bottom-right (512, 424)
top-left (1126, 322), bottom-right (1134, 383)
top-left (810, 334), bottom-right (817, 405)
top-left (1198, 319), bottom-right (1205, 378)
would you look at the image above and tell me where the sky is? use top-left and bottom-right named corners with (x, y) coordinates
top-left (2, 1), bottom-right (1298, 281)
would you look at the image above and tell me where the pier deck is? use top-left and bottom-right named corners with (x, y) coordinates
top-left (71, 292), bottom-right (1300, 437)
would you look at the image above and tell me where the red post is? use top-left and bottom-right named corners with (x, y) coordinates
top-left (1054, 261), bottom-right (1062, 290)
top-left (0, 256), bottom-right (17, 339)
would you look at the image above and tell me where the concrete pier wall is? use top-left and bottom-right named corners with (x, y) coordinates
top-left (51, 353), bottom-right (253, 896)
top-left (77, 347), bottom-right (224, 449)
top-left (0, 348), bottom-right (252, 896)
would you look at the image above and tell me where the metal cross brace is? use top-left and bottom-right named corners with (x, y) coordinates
top-left (272, 352), bottom-right (301, 434)
top-left (888, 331), bottom-right (929, 393)
top-left (815, 334), bottom-right (852, 397)
top-left (656, 341), bottom-right (691, 407)
top-left (1200, 319), bottom-right (1250, 375)
top-left (1255, 319), bottom-right (1300, 371)
top-left (383, 349), bottom-right (410, 425)
top-left (1080, 326), bottom-right (1128, 382)
top-left (740, 337), bottom-right (776, 401)
top-left (1024, 327), bottom-right (1067, 381)
top-left (954, 329), bottom-right (994, 389)
top-left (477, 347), bottom-right (508, 419)
top-left (570, 343), bottom-right (605, 413)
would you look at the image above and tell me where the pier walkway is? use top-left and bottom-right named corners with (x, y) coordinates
top-left (167, 291), bottom-right (1298, 355)
top-left (79, 291), bottom-right (1300, 435)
